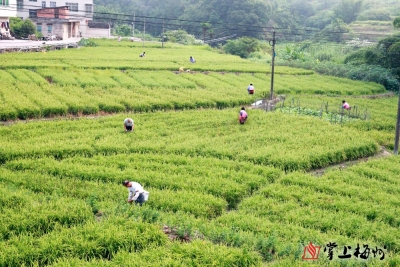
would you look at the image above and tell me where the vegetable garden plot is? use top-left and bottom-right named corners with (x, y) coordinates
top-left (46, 240), bottom-right (262, 267)
top-left (0, 59), bottom-right (70, 68)
top-left (0, 82), bottom-right (41, 120)
top-left (260, 182), bottom-right (400, 228)
top-left (0, 130), bottom-right (398, 266)
top-left (253, 73), bottom-right (385, 95)
top-left (0, 109), bottom-right (379, 171)
top-left (6, 69), bottom-right (34, 83)
top-left (14, 83), bottom-right (68, 117)
top-left (239, 189), bottom-right (399, 252)
top-left (0, 218), bottom-right (168, 267)
top-left (4, 152), bottom-right (279, 209)
top-left (1, 65), bottom-right (386, 120)
top-left (0, 183), bottom-right (93, 241)
top-left (36, 68), bottom-right (80, 86)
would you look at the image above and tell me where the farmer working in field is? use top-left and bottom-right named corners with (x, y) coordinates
top-left (239, 107), bottom-right (248, 124)
top-left (247, 83), bottom-right (255, 94)
top-left (342, 100), bottom-right (351, 110)
top-left (122, 180), bottom-right (148, 206)
top-left (124, 118), bottom-right (134, 132)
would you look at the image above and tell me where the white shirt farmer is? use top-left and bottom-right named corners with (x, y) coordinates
top-left (124, 118), bottom-right (134, 127)
top-left (127, 182), bottom-right (144, 201)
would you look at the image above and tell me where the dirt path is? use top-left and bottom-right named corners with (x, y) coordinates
top-left (311, 146), bottom-right (392, 176)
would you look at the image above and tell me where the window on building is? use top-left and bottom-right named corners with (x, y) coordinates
top-left (1, 0), bottom-right (9, 5)
top-left (47, 24), bottom-right (52, 34)
top-left (36, 23), bottom-right (42, 33)
top-left (85, 4), bottom-right (93, 14)
top-left (29, 0), bottom-right (37, 2)
top-left (29, 9), bottom-right (37, 18)
top-left (42, 1), bottom-right (46, 7)
top-left (65, 2), bottom-right (78, 12)
top-left (17, 0), bottom-right (23, 9)
top-left (50, 1), bottom-right (55, 7)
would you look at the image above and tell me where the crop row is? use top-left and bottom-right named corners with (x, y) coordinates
top-left (0, 109), bottom-right (379, 171)
top-left (2, 159), bottom-right (398, 266)
top-left (46, 240), bottom-right (262, 267)
top-left (212, 211), bottom-right (399, 266)
top-left (274, 95), bottom-right (398, 149)
top-left (3, 68), bottom-right (383, 94)
top-left (0, 42), bottom-right (310, 74)
top-left (2, 154), bottom-right (400, 266)
top-left (3, 152), bottom-right (280, 209)
top-left (0, 182), bottom-right (92, 241)
top-left (278, 95), bottom-right (397, 130)
top-left (0, 68), bottom-right (385, 121)
top-left (1, 167), bottom-right (227, 220)
top-left (261, 182), bottom-right (400, 228)
top-left (0, 217), bottom-right (167, 267)
top-left (0, 164), bottom-right (264, 266)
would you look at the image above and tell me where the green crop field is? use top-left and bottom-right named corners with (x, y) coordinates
top-left (0, 39), bottom-right (399, 266)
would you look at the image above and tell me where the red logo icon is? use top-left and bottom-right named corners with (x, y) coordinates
top-left (302, 242), bottom-right (321, 260)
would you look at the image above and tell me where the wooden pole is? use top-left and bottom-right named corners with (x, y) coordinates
top-left (394, 85), bottom-right (400, 155)
top-left (269, 31), bottom-right (276, 101)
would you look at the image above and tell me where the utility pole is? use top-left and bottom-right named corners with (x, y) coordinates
top-left (394, 85), bottom-right (400, 155)
top-left (269, 31), bottom-right (276, 101)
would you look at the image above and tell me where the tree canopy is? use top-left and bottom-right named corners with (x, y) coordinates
top-left (9, 18), bottom-right (36, 38)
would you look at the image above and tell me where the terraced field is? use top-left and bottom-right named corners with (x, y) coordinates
top-left (0, 39), bottom-right (399, 266)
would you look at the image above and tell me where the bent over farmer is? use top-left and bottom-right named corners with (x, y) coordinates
top-left (122, 180), bottom-right (148, 206)
top-left (124, 118), bottom-right (134, 132)
top-left (239, 107), bottom-right (248, 124)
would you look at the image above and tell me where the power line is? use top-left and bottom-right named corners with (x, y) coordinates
top-left (5, 4), bottom-right (400, 43)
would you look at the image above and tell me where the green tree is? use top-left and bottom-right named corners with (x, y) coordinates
top-left (164, 29), bottom-right (198, 45)
top-left (378, 35), bottom-right (400, 78)
top-left (394, 17), bottom-right (400, 29)
top-left (315, 18), bottom-right (351, 43)
top-left (223, 37), bottom-right (261, 58)
top-left (281, 44), bottom-right (307, 61)
top-left (201, 22), bottom-right (212, 43)
top-left (356, 9), bottom-right (391, 21)
top-left (307, 10), bottom-right (335, 30)
top-left (334, 0), bottom-right (363, 24)
top-left (114, 24), bottom-right (132, 37)
top-left (10, 17), bottom-right (35, 38)
top-left (179, 0), bottom-right (271, 39)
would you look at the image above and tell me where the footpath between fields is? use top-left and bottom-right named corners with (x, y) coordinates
top-left (311, 146), bottom-right (392, 177)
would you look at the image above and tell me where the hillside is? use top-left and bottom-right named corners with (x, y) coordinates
top-left (348, 20), bottom-right (397, 41)
top-left (93, 0), bottom-right (400, 42)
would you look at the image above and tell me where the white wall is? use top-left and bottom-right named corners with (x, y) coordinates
top-left (0, 0), bottom-right (17, 18)
top-left (85, 28), bottom-right (110, 38)
top-left (0, 0), bottom-right (17, 35)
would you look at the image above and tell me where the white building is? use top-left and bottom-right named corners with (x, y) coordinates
top-left (0, 0), bottom-right (17, 38)
top-left (16, 0), bottom-right (95, 39)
